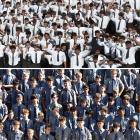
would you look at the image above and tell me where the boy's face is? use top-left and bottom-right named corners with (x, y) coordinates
top-left (59, 120), bottom-right (66, 126)
top-left (77, 121), bottom-right (84, 128)
top-left (13, 124), bottom-right (20, 130)
top-left (130, 122), bottom-right (137, 129)
top-left (100, 86), bottom-right (105, 92)
top-left (118, 110), bottom-right (125, 116)
top-left (96, 78), bottom-right (101, 83)
top-left (33, 99), bottom-right (38, 105)
top-left (84, 87), bottom-right (89, 93)
top-left (47, 80), bottom-right (53, 86)
top-left (97, 122), bottom-right (104, 129)
top-left (45, 127), bottom-right (51, 134)
top-left (16, 97), bottom-right (23, 103)
top-left (123, 98), bottom-right (129, 105)
top-left (8, 112), bottom-right (14, 119)
top-left (31, 81), bottom-right (37, 87)
top-left (27, 130), bottom-right (34, 138)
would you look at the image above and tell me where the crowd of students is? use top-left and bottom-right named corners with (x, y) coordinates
top-left (0, 69), bottom-right (139, 139)
top-left (0, 0), bottom-right (140, 68)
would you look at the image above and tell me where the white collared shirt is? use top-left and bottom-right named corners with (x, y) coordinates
top-left (6, 51), bottom-right (21, 66)
top-left (28, 50), bottom-right (43, 64)
top-left (47, 49), bottom-right (66, 66)
top-left (116, 45), bottom-right (140, 64)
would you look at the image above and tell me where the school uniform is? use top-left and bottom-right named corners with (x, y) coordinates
top-left (93, 128), bottom-right (109, 140)
top-left (122, 103), bottom-right (135, 119)
top-left (104, 77), bottom-right (124, 96)
top-left (60, 88), bottom-right (77, 107)
top-left (55, 126), bottom-right (72, 140)
top-left (131, 113), bottom-right (140, 130)
top-left (25, 87), bottom-right (42, 105)
top-left (69, 50), bottom-right (90, 68)
top-left (40, 134), bottom-right (55, 140)
top-left (47, 49), bottom-right (66, 68)
top-left (27, 50), bottom-right (44, 68)
top-left (0, 132), bottom-right (7, 140)
top-left (5, 49), bottom-right (21, 68)
top-left (107, 131), bottom-right (125, 140)
top-left (116, 45), bottom-right (140, 67)
top-left (4, 119), bottom-right (14, 135)
top-left (125, 128), bottom-right (140, 140)
top-left (6, 89), bottom-right (24, 108)
top-left (20, 119), bottom-right (33, 135)
top-left (8, 130), bottom-right (24, 140)
top-left (28, 104), bottom-right (42, 120)
top-left (72, 127), bottom-right (92, 140)
top-left (67, 115), bottom-right (77, 130)
top-left (12, 103), bottom-right (25, 120)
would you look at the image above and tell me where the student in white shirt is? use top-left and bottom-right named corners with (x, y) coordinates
top-left (47, 45), bottom-right (66, 68)
top-left (4, 44), bottom-right (21, 68)
top-left (112, 12), bottom-right (126, 34)
top-left (69, 44), bottom-right (90, 68)
top-left (116, 40), bottom-right (140, 67)
top-left (27, 44), bottom-right (44, 68)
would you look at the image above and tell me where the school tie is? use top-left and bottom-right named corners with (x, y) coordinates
top-left (77, 82), bottom-right (80, 93)
top-left (92, 27), bottom-right (94, 38)
top-left (35, 52), bottom-right (37, 64)
top-left (119, 0), bottom-right (122, 5)
top-left (37, 5), bottom-right (39, 13)
top-left (130, 129), bottom-right (134, 139)
top-left (95, 63), bottom-right (97, 68)
top-left (7, 35), bottom-right (9, 44)
top-left (25, 120), bottom-right (28, 134)
top-left (100, 17), bottom-right (103, 29)
top-left (32, 88), bottom-right (35, 95)
top-left (96, 84), bottom-right (100, 93)
top-left (91, 10), bottom-right (93, 17)
top-left (23, 15), bottom-right (24, 24)
top-left (17, 105), bottom-right (21, 120)
top-left (57, 51), bottom-right (59, 62)
top-left (127, 75), bottom-right (131, 87)
top-left (34, 106), bottom-right (37, 118)
top-left (61, 128), bottom-right (65, 140)
top-left (46, 135), bottom-right (49, 140)
top-left (79, 129), bottom-right (83, 140)
top-left (76, 55), bottom-right (79, 66)
top-left (72, 118), bottom-right (75, 129)
top-left (12, 24), bottom-right (14, 36)
top-left (22, 81), bottom-right (26, 93)
top-left (117, 19), bottom-right (121, 30)
top-left (87, 117), bottom-right (90, 129)
top-left (12, 52), bottom-right (14, 66)
top-left (126, 48), bottom-right (130, 59)
top-left (99, 130), bottom-right (102, 140)
top-left (134, 0), bottom-right (136, 9)
top-left (78, 27), bottom-right (80, 37)
top-left (60, 76), bottom-right (63, 89)
top-left (114, 49), bottom-right (117, 58)
top-left (115, 133), bottom-right (119, 140)
top-left (33, 26), bottom-right (35, 36)
top-left (17, 35), bottom-right (19, 45)
top-left (59, 38), bottom-right (61, 46)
